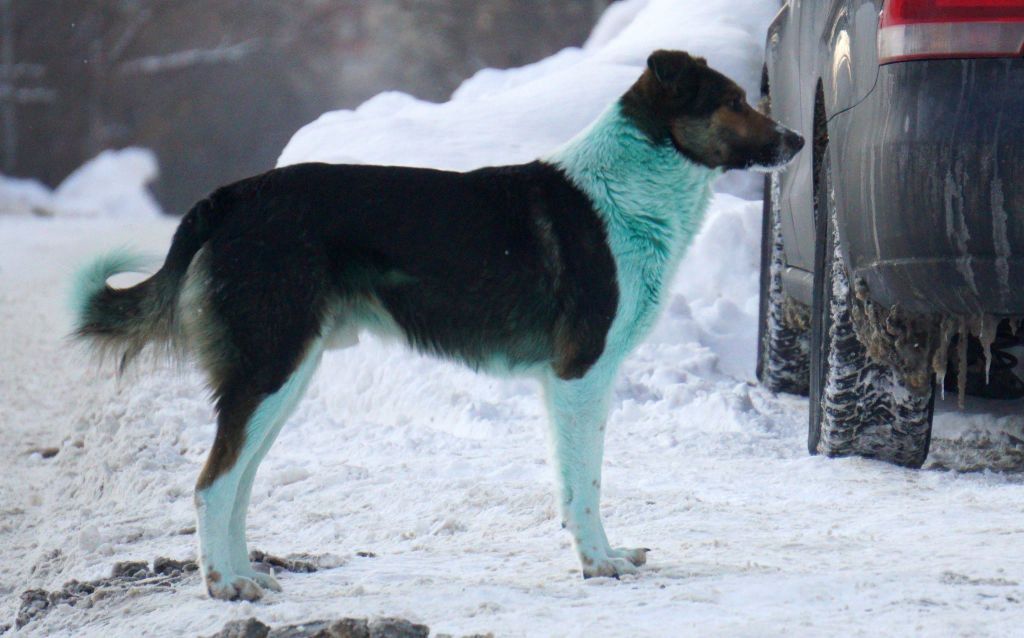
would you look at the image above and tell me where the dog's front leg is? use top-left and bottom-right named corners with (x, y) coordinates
top-left (543, 367), bottom-right (648, 579)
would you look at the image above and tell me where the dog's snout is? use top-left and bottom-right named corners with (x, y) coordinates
top-left (754, 125), bottom-right (805, 171)
top-left (785, 130), bottom-right (804, 153)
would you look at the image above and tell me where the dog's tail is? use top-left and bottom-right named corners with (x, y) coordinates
top-left (71, 196), bottom-right (219, 372)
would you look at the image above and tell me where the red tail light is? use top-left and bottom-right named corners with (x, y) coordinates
top-left (879, 0), bottom-right (1024, 63)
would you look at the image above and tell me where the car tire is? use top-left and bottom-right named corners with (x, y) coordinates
top-left (756, 172), bottom-right (811, 395)
top-left (808, 151), bottom-right (935, 468)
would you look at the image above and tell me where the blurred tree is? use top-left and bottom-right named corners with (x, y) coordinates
top-left (0, 0), bottom-right (608, 214)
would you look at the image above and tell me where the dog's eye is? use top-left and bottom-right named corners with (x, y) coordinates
top-left (730, 97), bottom-right (744, 113)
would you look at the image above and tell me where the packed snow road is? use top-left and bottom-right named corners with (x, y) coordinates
top-left (3, 208), bottom-right (1023, 637)
top-left (3, 1), bottom-right (1024, 635)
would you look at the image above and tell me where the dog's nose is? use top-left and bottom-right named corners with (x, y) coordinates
top-left (785, 131), bottom-right (805, 152)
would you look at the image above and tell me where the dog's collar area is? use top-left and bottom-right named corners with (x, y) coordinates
top-left (546, 104), bottom-right (716, 225)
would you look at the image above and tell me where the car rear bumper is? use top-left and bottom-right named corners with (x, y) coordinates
top-left (832, 57), bottom-right (1024, 316)
top-left (857, 257), bottom-right (1024, 315)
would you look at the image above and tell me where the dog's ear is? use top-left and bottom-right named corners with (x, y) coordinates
top-left (647, 50), bottom-right (707, 99)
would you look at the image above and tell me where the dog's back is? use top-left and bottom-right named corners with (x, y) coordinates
top-left (75, 160), bottom-right (620, 374)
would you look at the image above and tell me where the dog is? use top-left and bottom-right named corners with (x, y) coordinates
top-left (72, 50), bottom-right (803, 601)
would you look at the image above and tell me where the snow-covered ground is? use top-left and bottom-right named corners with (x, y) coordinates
top-left (3, 1), bottom-right (1024, 636)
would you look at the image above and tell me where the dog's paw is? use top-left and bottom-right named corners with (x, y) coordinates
top-left (245, 570), bottom-right (282, 592)
top-left (205, 570), bottom-right (269, 601)
top-left (609, 546), bottom-right (649, 567)
top-left (581, 555), bottom-right (639, 580)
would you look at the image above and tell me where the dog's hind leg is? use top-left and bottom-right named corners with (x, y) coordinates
top-left (195, 340), bottom-right (324, 601)
top-left (543, 365), bottom-right (648, 579)
top-left (228, 342), bottom-right (324, 591)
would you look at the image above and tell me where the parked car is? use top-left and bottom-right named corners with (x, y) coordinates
top-left (756, 0), bottom-right (1024, 467)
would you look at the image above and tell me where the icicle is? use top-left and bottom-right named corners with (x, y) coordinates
top-left (978, 315), bottom-right (998, 386)
top-left (932, 317), bottom-right (956, 402)
top-left (957, 317), bottom-right (968, 408)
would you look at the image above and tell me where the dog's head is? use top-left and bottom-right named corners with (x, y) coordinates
top-left (622, 50), bottom-right (804, 171)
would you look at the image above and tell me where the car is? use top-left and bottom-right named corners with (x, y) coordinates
top-left (756, 0), bottom-right (1024, 467)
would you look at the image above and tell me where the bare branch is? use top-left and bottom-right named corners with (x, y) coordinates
top-left (0, 84), bottom-right (57, 103)
top-left (117, 39), bottom-right (258, 76)
top-left (108, 6), bottom-right (154, 62)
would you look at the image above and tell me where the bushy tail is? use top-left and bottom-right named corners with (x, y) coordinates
top-left (72, 197), bottom-right (218, 372)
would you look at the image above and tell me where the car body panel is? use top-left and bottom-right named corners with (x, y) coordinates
top-left (766, 0), bottom-right (882, 275)
top-left (832, 58), bottom-right (1024, 314)
top-left (766, 3), bottom-right (808, 267)
top-left (766, 0), bottom-right (1024, 315)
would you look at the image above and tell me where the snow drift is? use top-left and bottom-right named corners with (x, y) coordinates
top-left (0, 147), bottom-right (162, 219)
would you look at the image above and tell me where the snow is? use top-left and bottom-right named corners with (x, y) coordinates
top-left (0, 176), bottom-right (52, 217)
top-left (3, 0), bottom-right (1024, 636)
top-left (0, 148), bottom-right (162, 219)
top-left (277, 0), bottom-right (772, 199)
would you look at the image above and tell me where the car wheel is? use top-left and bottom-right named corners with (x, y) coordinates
top-left (756, 172), bottom-right (810, 395)
top-left (808, 152), bottom-right (934, 468)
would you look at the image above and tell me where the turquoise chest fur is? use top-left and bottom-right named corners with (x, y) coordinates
top-left (548, 103), bottom-right (719, 364)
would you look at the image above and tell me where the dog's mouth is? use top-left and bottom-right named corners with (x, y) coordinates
top-left (747, 125), bottom-right (805, 173)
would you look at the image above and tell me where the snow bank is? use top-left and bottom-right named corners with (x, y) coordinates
top-left (582, 0), bottom-right (649, 51)
top-left (0, 147), bottom-right (162, 218)
top-left (277, 0), bottom-right (776, 199)
top-left (675, 194), bottom-right (764, 380)
top-left (0, 174), bottom-right (52, 216)
top-left (51, 148), bottom-right (162, 219)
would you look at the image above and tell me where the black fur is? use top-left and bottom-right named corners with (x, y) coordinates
top-left (199, 160), bottom-right (619, 387)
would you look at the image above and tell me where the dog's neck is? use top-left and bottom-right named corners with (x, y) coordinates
top-left (546, 102), bottom-right (720, 356)
top-left (546, 102), bottom-right (718, 257)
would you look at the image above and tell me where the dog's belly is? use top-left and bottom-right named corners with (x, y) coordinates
top-left (324, 293), bottom-right (553, 377)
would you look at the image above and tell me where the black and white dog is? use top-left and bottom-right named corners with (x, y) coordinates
top-left (73, 51), bottom-right (803, 600)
